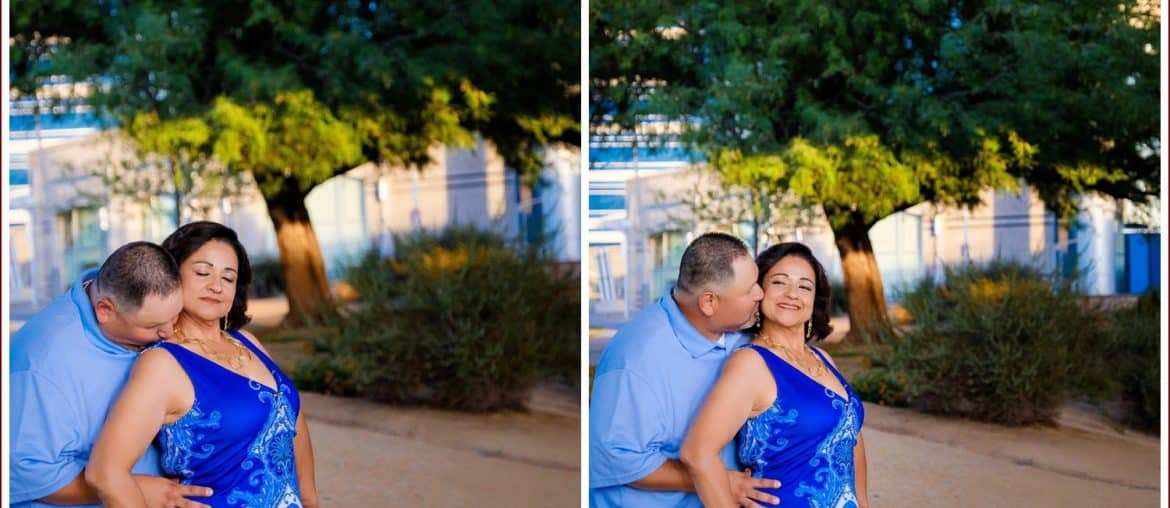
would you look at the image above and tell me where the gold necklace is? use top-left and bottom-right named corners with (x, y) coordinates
top-left (758, 334), bottom-right (827, 379)
top-left (173, 327), bottom-right (252, 370)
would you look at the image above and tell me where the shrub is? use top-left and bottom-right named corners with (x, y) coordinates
top-left (850, 352), bottom-right (909, 407)
top-left (887, 260), bottom-right (1113, 425)
top-left (249, 257), bottom-right (286, 298)
top-left (290, 354), bottom-right (359, 397)
top-left (310, 225), bottom-right (580, 411)
top-left (1109, 290), bottom-right (1160, 431)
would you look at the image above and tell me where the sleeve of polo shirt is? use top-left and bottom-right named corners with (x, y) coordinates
top-left (589, 367), bottom-right (670, 488)
top-left (10, 369), bottom-right (87, 503)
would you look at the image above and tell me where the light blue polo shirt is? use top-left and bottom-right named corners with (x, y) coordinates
top-left (10, 269), bottom-right (162, 507)
top-left (589, 288), bottom-right (748, 507)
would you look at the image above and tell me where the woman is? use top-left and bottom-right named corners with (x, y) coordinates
top-left (681, 242), bottom-right (868, 508)
top-left (87, 221), bottom-right (318, 508)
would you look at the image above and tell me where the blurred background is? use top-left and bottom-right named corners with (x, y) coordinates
top-left (588, 0), bottom-right (1161, 506)
top-left (8, 1), bottom-right (582, 505)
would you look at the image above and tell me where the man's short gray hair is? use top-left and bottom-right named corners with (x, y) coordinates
top-left (93, 241), bottom-right (181, 313)
top-left (675, 232), bottom-right (750, 294)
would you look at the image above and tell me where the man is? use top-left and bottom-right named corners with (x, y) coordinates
top-left (590, 232), bottom-right (780, 507)
top-left (11, 241), bottom-right (213, 508)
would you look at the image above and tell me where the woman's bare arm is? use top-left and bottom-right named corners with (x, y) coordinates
top-left (680, 349), bottom-right (779, 508)
top-left (86, 349), bottom-right (188, 508)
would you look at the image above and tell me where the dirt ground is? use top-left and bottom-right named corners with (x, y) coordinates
top-left (301, 390), bottom-right (1157, 507)
top-left (302, 393), bottom-right (580, 506)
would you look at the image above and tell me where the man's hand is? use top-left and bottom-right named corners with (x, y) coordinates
top-left (727, 468), bottom-right (780, 507)
top-left (133, 475), bottom-right (213, 508)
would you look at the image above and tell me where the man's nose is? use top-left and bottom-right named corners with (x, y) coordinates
top-left (158, 323), bottom-right (175, 339)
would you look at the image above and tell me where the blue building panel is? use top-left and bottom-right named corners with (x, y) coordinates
top-left (10, 111), bottom-right (102, 132)
top-left (10, 169), bottom-right (30, 186)
top-left (589, 194), bottom-right (627, 211)
top-left (589, 145), bottom-right (701, 165)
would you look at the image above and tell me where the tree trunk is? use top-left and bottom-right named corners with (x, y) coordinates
top-left (832, 217), bottom-right (892, 343)
top-left (264, 185), bottom-right (332, 326)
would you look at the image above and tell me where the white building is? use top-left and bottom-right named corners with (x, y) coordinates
top-left (8, 96), bottom-right (581, 310)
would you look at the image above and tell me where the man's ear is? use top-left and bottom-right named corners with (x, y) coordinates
top-left (93, 298), bottom-right (116, 324)
top-left (697, 291), bottom-right (719, 317)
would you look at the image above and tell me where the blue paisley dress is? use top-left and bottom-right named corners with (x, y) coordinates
top-left (737, 344), bottom-right (865, 508)
top-left (153, 332), bottom-right (302, 507)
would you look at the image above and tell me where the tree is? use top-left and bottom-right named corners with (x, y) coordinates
top-left (12, 0), bottom-right (580, 324)
top-left (591, 0), bottom-right (1159, 340)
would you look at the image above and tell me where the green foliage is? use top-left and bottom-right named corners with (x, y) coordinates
top-left (310, 226), bottom-right (580, 411)
top-left (209, 91), bottom-right (364, 198)
top-left (290, 354), bottom-right (359, 397)
top-left (885, 261), bottom-right (1113, 425)
top-left (1108, 290), bottom-right (1160, 431)
top-left (12, 0), bottom-right (580, 183)
top-left (851, 361), bottom-right (909, 408)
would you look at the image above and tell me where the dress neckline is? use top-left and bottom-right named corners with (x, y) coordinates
top-left (163, 338), bottom-right (280, 393)
top-left (750, 343), bottom-right (850, 402)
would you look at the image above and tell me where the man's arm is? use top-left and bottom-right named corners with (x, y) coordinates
top-left (39, 472), bottom-right (212, 508)
top-left (589, 366), bottom-right (779, 504)
top-left (628, 459), bottom-right (694, 491)
top-left (38, 472), bottom-right (97, 505)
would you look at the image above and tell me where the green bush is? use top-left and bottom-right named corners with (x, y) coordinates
top-left (887, 261), bottom-right (1113, 425)
top-left (310, 225), bottom-right (580, 411)
top-left (249, 257), bottom-right (286, 298)
top-left (290, 354), bottom-right (359, 397)
top-left (850, 352), bottom-right (909, 407)
top-left (1109, 290), bottom-right (1160, 431)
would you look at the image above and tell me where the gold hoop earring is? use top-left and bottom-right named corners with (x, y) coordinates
top-left (804, 320), bottom-right (812, 342)
top-left (222, 316), bottom-right (230, 333)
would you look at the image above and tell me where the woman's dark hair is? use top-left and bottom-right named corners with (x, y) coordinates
top-left (162, 221), bottom-right (253, 329)
top-left (750, 242), bottom-right (833, 342)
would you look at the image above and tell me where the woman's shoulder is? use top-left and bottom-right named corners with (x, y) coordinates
top-left (131, 345), bottom-right (187, 381)
top-left (724, 345), bottom-right (771, 373)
